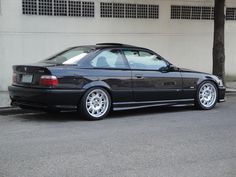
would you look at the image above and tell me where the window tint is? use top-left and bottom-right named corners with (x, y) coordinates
top-left (90, 50), bottom-right (128, 69)
top-left (123, 50), bottom-right (167, 70)
top-left (44, 47), bottom-right (94, 65)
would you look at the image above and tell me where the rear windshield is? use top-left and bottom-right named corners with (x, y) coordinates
top-left (44, 47), bottom-right (95, 65)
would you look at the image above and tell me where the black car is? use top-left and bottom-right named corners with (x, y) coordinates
top-left (8, 43), bottom-right (225, 120)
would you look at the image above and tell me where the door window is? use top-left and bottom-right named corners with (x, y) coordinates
top-left (123, 50), bottom-right (168, 70)
top-left (90, 50), bottom-right (128, 69)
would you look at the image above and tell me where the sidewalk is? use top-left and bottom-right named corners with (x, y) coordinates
top-left (0, 91), bottom-right (11, 108)
top-left (226, 82), bottom-right (236, 92)
top-left (1, 82), bottom-right (236, 108)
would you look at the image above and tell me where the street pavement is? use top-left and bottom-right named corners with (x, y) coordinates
top-left (0, 95), bottom-right (236, 177)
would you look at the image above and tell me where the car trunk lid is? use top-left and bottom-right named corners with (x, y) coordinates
top-left (12, 63), bottom-right (54, 87)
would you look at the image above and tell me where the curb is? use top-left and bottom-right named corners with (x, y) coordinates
top-left (226, 88), bottom-right (236, 93)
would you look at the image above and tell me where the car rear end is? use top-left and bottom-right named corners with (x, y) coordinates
top-left (8, 64), bottom-right (84, 111)
top-left (8, 46), bottom-right (97, 111)
top-left (8, 65), bottom-right (70, 109)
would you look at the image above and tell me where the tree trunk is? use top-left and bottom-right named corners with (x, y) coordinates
top-left (213, 0), bottom-right (225, 83)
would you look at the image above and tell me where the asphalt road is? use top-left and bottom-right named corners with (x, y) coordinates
top-left (0, 95), bottom-right (236, 177)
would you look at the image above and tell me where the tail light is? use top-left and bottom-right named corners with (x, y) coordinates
top-left (40, 75), bottom-right (58, 87)
top-left (12, 72), bottom-right (17, 84)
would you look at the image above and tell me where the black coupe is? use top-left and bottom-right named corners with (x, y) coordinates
top-left (8, 43), bottom-right (225, 120)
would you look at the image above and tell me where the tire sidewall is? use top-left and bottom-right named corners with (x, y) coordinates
top-left (80, 87), bottom-right (111, 120)
top-left (196, 81), bottom-right (218, 110)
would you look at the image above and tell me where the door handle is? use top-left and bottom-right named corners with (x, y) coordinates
top-left (135, 74), bottom-right (144, 79)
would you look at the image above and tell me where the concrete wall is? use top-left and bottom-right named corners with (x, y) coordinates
top-left (0, 0), bottom-right (236, 91)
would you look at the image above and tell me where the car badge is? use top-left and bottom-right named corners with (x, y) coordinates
top-left (24, 67), bottom-right (27, 72)
top-left (38, 70), bottom-right (44, 73)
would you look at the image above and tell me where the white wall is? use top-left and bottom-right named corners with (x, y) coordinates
top-left (0, 0), bottom-right (236, 91)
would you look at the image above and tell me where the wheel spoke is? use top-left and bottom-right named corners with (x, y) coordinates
top-left (198, 83), bottom-right (217, 108)
top-left (85, 89), bottom-right (109, 118)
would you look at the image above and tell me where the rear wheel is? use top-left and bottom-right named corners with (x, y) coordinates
top-left (79, 88), bottom-right (111, 120)
top-left (195, 81), bottom-right (218, 110)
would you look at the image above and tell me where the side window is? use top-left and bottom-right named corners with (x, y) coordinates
top-left (123, 50), bottom-right (168, 70)
top-left (90, 50), bottom-right (128, 69)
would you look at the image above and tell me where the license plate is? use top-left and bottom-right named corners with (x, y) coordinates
top-left (21, 74), bottom-right (33, 83)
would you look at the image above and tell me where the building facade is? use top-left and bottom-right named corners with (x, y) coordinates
top-left (0, 0), bottom-right (236, 91)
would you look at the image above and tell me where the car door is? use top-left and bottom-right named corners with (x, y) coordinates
top-left (89, 49), bottom-right (132, 103)
top-left (122, 49), bottom-right (183, 102)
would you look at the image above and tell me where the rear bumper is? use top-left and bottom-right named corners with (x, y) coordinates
top-left (8, 85), bottom-right (85, 110)
top-left (218, 86), bottom-right (226, 102)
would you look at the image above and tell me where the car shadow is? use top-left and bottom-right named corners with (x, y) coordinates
top-left (7, 104), bottom-right (197, 122)
top-left (109, 105), bottom-right (196, 119)
top-left (13, 111), bottom-right (82, 122)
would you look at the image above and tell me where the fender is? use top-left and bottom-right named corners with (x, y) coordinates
top-left (82, 80), bottom-right (111, 91)
top-left (197, 75), bottom-right (220, 88)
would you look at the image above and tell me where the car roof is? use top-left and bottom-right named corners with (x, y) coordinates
top-left (70, 43), bottom-right (148, 51)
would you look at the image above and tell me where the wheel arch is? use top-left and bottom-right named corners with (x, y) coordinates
top-left (198, 78), bottom-right (218, 88)
top-left (77, 81), bottom-right (113, 106)
top-left (78, 82), bottom-right (112, 120)
top-left (196, 78), bottom-right (219, 102)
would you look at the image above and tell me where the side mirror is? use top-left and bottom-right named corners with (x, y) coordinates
top-left (168, 64), bottom-right (179, 71)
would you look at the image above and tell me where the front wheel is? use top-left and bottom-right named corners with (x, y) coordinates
top-left (195, 81), bottom-right (218, 110)
top-left (79, 88), bottom-right (111, 120)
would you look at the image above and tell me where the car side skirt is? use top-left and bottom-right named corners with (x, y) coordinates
top-left (112, 99), bottom-right (194, 111)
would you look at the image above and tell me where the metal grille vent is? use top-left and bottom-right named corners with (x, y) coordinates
top-left (226, 8), bottom-right (236, 20)
top-left (171, 5), bottom-right (214, 20)
top-left (100, 2), bottom-right (159, 19)
top-left (22, 0), bottom-right (94, 17)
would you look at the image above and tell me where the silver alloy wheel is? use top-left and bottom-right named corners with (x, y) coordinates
top-left (85, 89), bottom-right (109, 118)
top-left (199, 83), bottom-right (217, 108)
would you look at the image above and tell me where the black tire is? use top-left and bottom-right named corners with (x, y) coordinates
top-left (79, 87), bottom-right (111, 120)
top-left (195, 81), bottom-right (218, 110)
